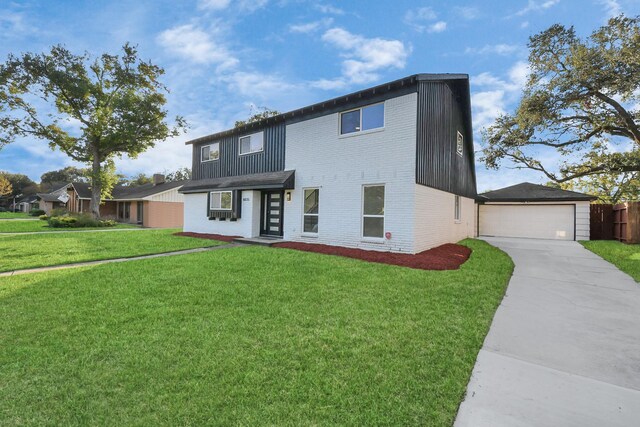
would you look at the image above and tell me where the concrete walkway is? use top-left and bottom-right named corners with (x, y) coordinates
top-left (0, 243), bottom-right (243, 277)
top-left (455, 237), bottom-right (640, 427)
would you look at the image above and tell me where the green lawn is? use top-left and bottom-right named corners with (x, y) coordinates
top-left (0, 211), bottom-right (31, 219)
top-left (581, 240), bottom-right (640, 281)
top-left (0, 229), bottom-right (225, 272)
top-left (0, 219), bottom-right (137, 233)
top-left (0, 239), bottom-right (513, 426)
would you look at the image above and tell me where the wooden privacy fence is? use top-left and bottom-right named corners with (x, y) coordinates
top-left (590, 204), bottom-right (614, 240)
top-left (591, 202), bottom-right (640, 243)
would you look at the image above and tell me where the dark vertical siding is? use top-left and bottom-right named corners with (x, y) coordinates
top-left (192, 123), bottom-right (286, 180)
top-left (416, 81), bottom-right (477, 198)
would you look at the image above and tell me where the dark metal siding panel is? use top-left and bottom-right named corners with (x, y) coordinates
top-left (416, 81), bottom-right (477, 198)
top-left (191, 123), bottom-right (286, 180)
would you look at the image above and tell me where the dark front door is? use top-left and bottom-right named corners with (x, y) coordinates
top-left (260, 190), bottom-right (284, 237)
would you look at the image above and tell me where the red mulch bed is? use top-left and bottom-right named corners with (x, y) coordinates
top-left (273, 242), bottom-right (471, 271)
top-left (173, 232), bottom-right (240, 243)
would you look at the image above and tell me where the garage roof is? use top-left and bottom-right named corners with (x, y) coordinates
top-left (479, 182), bottom-right (596, 202)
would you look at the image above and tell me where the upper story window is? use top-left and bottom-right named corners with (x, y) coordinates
top-left (456, 131), bottom-right (464, 157)
top-left (239, 131), bottom-right (264, 155)
top-left (340, 103), bottom-right (385, 135)
top-left (201, 143), bottom-right (220, 162)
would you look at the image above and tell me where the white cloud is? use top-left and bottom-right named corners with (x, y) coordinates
top-left (320, 28), bottom-right (410, 85)
top-left (599, 0), bottom-right (622, 18)
top-left (314, 3), bottom-right (345, 15)
top-left (289, 18), bottom-right (333, 34)
top-left (156, 24), bottom-right (238, 69)
top-left (404, 7), bottom-right (447, 33)
top-left (465, 44), bottom-right (520, 55)
top-left (513, 0), bottom-right (560, 16)
top-left (198, 0), bottom-right (230, 10)
top-left (520, 21), bottom-right (530, 28)
top-left (454, 6), bottom-right (480, 20)
top-left (310, 78), bottom-right (348, 90)
top-left (220, 71), bottom-right (298, 100)
top-left (428, 21), bottom-right (447, 33)
top-left (471, 61), bottom-right (530, 129)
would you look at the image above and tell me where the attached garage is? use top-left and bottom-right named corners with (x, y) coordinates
top-left (478, 182), bottom-right (596, 241)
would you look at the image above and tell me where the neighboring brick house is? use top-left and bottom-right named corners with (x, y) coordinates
top-left (37, 175), bottom-right (185, 228)
top-left (180, 74), bottom-right (477, 253)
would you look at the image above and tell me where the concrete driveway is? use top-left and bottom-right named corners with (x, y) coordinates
top-left (455, 237), bottom-right (640, 427)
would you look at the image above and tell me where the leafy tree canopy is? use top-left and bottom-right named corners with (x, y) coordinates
top-left (165, 167), bottom-right (191, 181)
top-left (40, 166), bottom-right (89, 184)
top-left (555, 172), bottom-right (640, 204)
top-left (482, 15), bottom-right (640, 187)
top-left (0, 171), bottom-right (36, 197)
top-left (126, 173), bottom-right (153, 187)
top-left (0, 174), bottom-right (12, 197)
top-left (0, 43), bottom-right (186, 217)
top-left (234, 106), bottom-right (280, 128)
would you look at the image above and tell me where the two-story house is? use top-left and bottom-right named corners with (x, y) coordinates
top-left (179, 74), bottom-right (477, 253)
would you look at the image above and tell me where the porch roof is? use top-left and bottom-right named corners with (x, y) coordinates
top-left (179, 170), bottom-right (295, 194)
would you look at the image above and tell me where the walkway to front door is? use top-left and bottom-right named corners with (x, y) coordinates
top-left (260, 190), bottom-right (283, 237)
top-left (455, 237), bottom-right (640, 427)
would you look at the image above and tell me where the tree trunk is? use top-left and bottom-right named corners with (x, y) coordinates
top-left (90, 154), bottom-right (102, 219)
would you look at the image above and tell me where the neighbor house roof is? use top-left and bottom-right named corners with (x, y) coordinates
top-left (179, 170), bottom-right (295, 193)
top-left (185, 73), bottom-right (469, 146)
top-left (38, 180), bottom-right (185, 202)
top-left (479, 182), bottom-right (596, 202)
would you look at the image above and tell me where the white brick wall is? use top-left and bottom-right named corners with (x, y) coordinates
top-left (283, 93), bottom-right (418, 252)
top-left (183, 191), bottom-right (260, 237)
top-left (414, 185), bottom-right (476, 252)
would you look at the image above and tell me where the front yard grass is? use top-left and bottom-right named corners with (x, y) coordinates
top-left (0, 239), bottom-right (513, 426)
top-left (581, 240), bottom-right (640, 281)
top-left (0, 219), bottom-right (137, 233)
top-left (0, 229), bottom-right (225, 272)
top-left (0, 211), bottom-right (31, 219)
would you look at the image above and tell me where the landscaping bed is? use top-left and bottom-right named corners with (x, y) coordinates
top-left (274, 241), bottom-right (471, 270)
top-left (174, 231), bottom-right (240, 242)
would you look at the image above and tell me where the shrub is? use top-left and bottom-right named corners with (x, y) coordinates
top-left (100, 219), bottom-right (118, 227)
top-left (48, 215), bottom-right (77, 228)
top-left (0, 207), bottom-right (7, 212)
top-left (74, 213), bottom-right (101, 228)
top-left (39, 215), bottom-right (48, 221)
top-left (29, 209), bottom-right (45, 216)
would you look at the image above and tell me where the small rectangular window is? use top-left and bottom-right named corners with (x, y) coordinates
top-left (239, 131), bottom-right (264, 155)
top-left (454, 195), bottom-right (461, 221)
top-left (363, 185), bottom-right (385, 238)
top-left (201, 143), bottom-right (220, 162)
top-left (456, 131), bottom-right (464, 157)
top-left (340, 103), bottom-right (384, 135)
top-left (210, 191), bottom-right (232, 211)
top-left (303, 188), bottom-right (319, 234)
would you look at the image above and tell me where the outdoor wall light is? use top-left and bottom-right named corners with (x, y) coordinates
top-left (286, 191), bottom-right (292, 202)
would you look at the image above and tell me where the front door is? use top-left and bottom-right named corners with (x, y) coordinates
top-left (260, 190), bottom-right (283, 237)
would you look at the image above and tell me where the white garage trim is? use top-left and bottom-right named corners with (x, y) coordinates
top-left (479, 203), bottom-right (577, 241)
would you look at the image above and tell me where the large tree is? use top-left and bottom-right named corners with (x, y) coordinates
top-left (557, 172), bottom-right (640, 204)
top-left (0, 174), bottom-right (12, 198)
top-left (40, 166), bottom-right (89, 184)
top-left (482, 15), bottom-right (640, 185)
top-left (0, 44), bottom-right (185, 217)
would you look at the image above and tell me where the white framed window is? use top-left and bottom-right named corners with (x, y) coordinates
top-left (303, 188), bottom-right (319, 234)
top-left (362, 185), bottom-right (385, 239)
top-left (456, 131), bottom-right (464, 157)
top-left (340, 102), bottom-right (385, 135)
top-left (201, 143), bottom-right (220, 162)
top-left (210, 191), bottom-right (232, 211)
top-left (454, 195), bottom-right (461, 221)
top-left (239, 131), bottom-right (264, 155)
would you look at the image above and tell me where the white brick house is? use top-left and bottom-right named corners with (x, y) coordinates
top-left (180, 74), bottom-right (478, 253)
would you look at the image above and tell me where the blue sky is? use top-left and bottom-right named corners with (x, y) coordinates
top-left (0, 0), bottom-right (637, 191)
